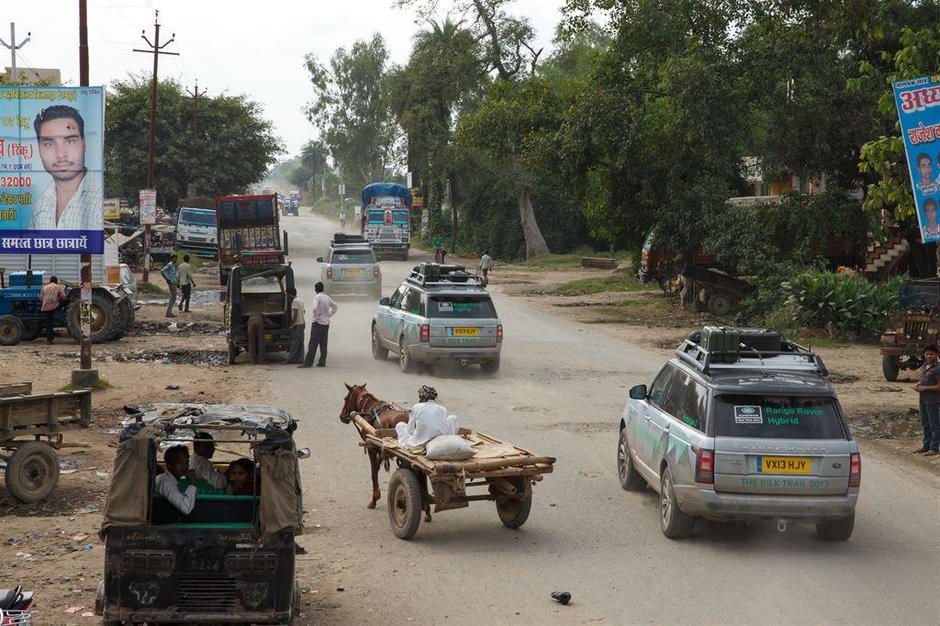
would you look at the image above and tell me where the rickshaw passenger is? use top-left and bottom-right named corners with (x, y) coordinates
top-left (155, 445), bottom-right (198, 515)
top-left (225, 458), bottom-right (258, 496)
top-left (190, 432), bottom-right (228, 492)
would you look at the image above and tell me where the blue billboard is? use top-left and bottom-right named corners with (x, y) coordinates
top-left (0, 86), bottom-right (105, 253)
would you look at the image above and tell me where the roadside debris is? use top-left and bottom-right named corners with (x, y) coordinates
top-left (551, 591), bottom-right (571, 605)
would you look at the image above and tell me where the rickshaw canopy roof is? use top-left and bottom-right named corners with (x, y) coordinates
top-left (122, 403), bottom-right (296, 437)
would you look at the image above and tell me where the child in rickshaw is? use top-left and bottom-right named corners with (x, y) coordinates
top-left (225, 458), bottom-right (258, 496)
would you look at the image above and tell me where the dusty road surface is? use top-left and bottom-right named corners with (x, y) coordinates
top-left (274, 214), bottom-right (940, 625)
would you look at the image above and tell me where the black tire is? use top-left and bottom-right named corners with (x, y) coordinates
top-left (660, 467), bottom-right (694, 539)
top-left (372, 325), bottom-right (388, 360)
top-left (480, 355), bottom-right (501, 374)
top-left (399, 337), bottom-right (414, 373)
top-left (387, 468), bottom-right (423, 539)
top-left (0, 315), bottom-right (24, 346)
top-left (707, 292), bottom-right (734, 316)
top-left (5, 441), bottom-right (60, 503)
top-left (496, 478), bottom-right (532, 529)
top-left (65, 292), bottom-right (117, 343)
top-left (227, 341), bottom-right (238, 365)
top-left (815, 513), bottom-right (855, 541)
top-left (882, 355), bottom-right (900, 382)
top-left (617, 428), bottom-right (646, 491)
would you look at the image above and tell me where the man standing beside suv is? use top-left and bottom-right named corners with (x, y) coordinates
top-left (299, 282), bottom-right (338, 368)
top-left (914, 345), bottom-right (940, 456)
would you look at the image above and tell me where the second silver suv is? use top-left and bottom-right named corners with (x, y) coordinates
top-left (617, 328), bottom-right (860, 541)
top-left (317, 235), bottom-right (382, 299)
top-left (372, 264), bottom-right (502, 373)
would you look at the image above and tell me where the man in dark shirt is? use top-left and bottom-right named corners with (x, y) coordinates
top-left (913, 345), bottom-right (940, 455)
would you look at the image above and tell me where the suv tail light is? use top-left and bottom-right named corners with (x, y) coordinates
top-left (326, 267), bottom-right (333, 279)
top-left (692, 446), bottom-right (714, 484)
top-left (496, 325), bottom-right (503, 343)
top-left (420, 324), bottom-right (430, 342)
top-left (373, 266), bottom-right (380, 279)
top-left (849, 453), bottom-right (861, 488)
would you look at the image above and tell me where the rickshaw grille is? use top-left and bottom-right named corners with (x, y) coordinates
top-left (177, 573), bottom-right (239, 611)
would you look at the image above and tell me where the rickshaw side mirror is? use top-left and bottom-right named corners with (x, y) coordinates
top-left (297, 447), bottom-right (311, 459)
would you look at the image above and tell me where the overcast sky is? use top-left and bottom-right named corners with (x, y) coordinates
top-left (5, 0), bottom-right (566, 158)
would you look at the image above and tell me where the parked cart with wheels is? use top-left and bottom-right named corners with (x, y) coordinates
top-left (680, 262), bottom-right (753, 316)
top-left (346, 412), bottom-right (555, 539)
top-left (0, 382), bottom-right (92, 502)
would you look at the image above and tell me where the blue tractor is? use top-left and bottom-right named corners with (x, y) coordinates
top-left (0, 271), bottom-right (131, 346)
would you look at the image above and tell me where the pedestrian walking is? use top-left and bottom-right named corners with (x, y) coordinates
top-left (913, 345), bottom-right (940, 456)
top-left (432, 235), bottom-right (444, 263)
top-left (159, 258), bottom-right (178, 318)
top-left (478, 252), bottom-right (493, 286)
top-left (246, 310), bottom-right (266, 364)
top-left (39, 275), bottom-right (67, 344)
top-left (177, 254), bottom-right (195, 313)
top-left (285, 287), bottom-right (306, 364)
top-left (298, 282), bottom-right (337, 368)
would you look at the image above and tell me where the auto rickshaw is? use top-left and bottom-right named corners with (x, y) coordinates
top-left (95, 403), bottom-right (309, 625)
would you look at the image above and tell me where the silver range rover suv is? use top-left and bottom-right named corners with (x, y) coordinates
top-left (617, 329), bottom-right (860, 540)
top-left (372, 263), bottom-right (502, 373)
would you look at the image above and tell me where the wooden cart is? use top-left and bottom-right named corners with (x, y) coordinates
top-left (349, 413), bottom-right (555, 539)
top-left (0, 382), bottom-right (92, 502)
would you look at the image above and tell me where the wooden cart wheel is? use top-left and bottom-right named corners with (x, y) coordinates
top-left (387, 468), bottom-right (422, 539)
top-left (496, 478), bottom-right (533, 529)
top-left (5, 441), bottom-right (60, 502)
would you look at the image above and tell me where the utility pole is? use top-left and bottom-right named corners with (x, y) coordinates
top-left (133, 10), bottom-right (178, 282)
top-left (0, 22), bottom-right (31, 84)
top-left (186, 80), bottom-right (206, 139)
top-left (75, 0), bottom-right (95, 376)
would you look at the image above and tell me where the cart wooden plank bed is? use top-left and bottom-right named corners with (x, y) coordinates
top-left (348, 412), bottom-right (555, 539)
top-left (0, 382), bottom-right (92, 502)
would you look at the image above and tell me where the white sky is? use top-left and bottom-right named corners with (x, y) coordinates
top-left (5, 0), bottom-right (567, 158)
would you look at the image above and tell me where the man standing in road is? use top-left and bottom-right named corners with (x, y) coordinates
top-left (299, 282), bottom-right (337, 368)
top-left (177, 254), bottom-right (195, 313)
top-left (40, 275), bottom-right (68, 344)
top-left (285, 287), bottom-right (305, 364)
top-left (29, 105), bottom-right (103, 231)
top-left (478, 252), bottom-right (493, 286)
top-left (160, 258), bottom-right (178, 318)
top-left (246, 310), bottom-right (266, 364)
top-left (913, 345), bottom-right (940, 456)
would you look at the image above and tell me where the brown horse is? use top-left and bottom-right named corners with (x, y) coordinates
top-left (340, 383), bottom-right (411, 510)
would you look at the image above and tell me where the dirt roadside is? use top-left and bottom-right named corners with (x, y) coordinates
top-left (0, 254), bottom-right (934, 624)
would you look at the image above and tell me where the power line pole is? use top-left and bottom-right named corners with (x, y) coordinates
top-left (0, 22), bottom-right (31, 84)
top-left (133, 10), bottom-right (178, 283)
top-left (76, 0), bottom-right (95, 376)
top-left (186, 80), bottom-right (206, 139)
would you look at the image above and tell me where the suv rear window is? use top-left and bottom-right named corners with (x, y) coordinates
top-left (332, 250), bottom-right (375, 263)
top-left (714, 395), bottom-right (846, 440)
top-left (428, 296), bottom-right (497, 319)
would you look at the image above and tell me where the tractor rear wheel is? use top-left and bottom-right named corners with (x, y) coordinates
top-left (66, 292), bottom-right (117, 343)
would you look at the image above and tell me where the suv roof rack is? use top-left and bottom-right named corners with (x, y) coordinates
top-left (330, 233), bottom-right (368, 247)
top-left (675, 338), bottom-right (829, 376)
top-left (406, 263), bottom-right (485, 288)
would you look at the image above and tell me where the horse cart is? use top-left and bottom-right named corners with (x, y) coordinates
top-left (0, 382), bottom-right (92, 502)
top-left (341, 384), bottom-right (555, 540)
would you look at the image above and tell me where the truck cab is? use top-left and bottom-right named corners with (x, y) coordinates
top-left (175, 207), bottom-right (218, 258)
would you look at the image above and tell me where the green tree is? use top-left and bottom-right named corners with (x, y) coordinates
top-left (105, 74), bottom-right (282, 208)
top-left (389, 18), bottom-right (485, 242)
top-left (458, 78), bottom-right (563, 257)
top-left (304, 36), bottom-right (397, 194)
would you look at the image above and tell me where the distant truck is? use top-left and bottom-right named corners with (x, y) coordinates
top-left (360, 182), bottom-right (412, 260)
top-left (174, 206), bottom-right (218, 258)
top-left (216, 194), bottom-right (284, 286)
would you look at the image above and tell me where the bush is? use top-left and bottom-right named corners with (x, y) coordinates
top-left (783, 270), bottom-right (902, 341)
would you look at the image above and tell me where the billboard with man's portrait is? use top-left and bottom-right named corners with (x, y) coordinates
top-left (0, 86), bottom-right (105, 254)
